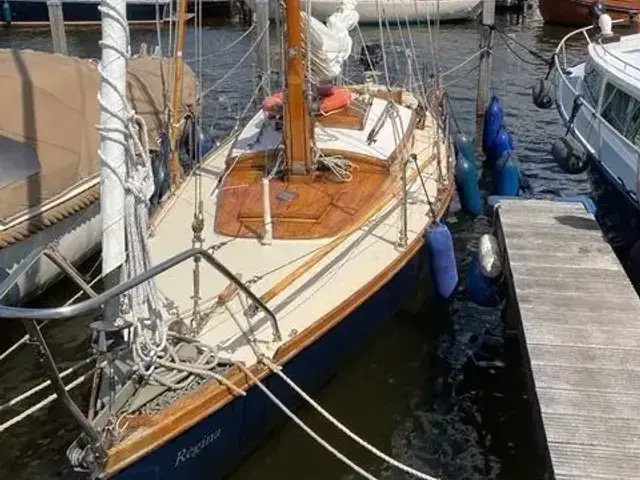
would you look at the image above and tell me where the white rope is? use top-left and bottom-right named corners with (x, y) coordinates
top-left (315, 151), bottom-right (356, 182)
top-left (199, 23), bottom-right (269, 100)
top-left (261, 357), bottom-right (440, 480)
top-left (0, 356), bottom-right (97, 413)
top-left (0, 369), bottom-right (94, 433)
top-left (441, 48), bottom-right (487, 77)
top-left (186, 23), bottom-right (256, 63)
top-left (234, 361), bottom-right (380, 480)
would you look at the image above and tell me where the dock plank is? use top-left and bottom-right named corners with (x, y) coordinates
top-left (496, 199), bottom-right (640, 480)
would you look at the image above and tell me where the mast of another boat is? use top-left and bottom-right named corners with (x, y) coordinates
top-left (168, 0), bottom-right (190, 192)
top-left (283, 0), bottom-right (314, 175)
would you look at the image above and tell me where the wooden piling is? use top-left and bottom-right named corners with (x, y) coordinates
top-left (255, 0), bottom-right (271, 98)
top-left (47, 0), bottom-right (67, 55)
top-left (475, 0), bottom-right (495, 154)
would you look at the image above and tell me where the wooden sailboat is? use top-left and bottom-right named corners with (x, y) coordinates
top-left (539, 0), bottom-right (640, 26)
top-left (0, 0), bottom-right (455, 478)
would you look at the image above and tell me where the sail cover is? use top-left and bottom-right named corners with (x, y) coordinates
top-left (305, 0), bottom-right (359, 81)
top-left (0, 49), bottom-right (197, 222)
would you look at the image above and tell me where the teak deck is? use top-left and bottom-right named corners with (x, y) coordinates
top-left (495, 198), bottom-right (640, 480)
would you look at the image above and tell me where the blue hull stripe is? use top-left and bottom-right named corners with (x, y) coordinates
top-left (4, 2), bottom-right (162, 23)
top-left (113, 243), bottom-right (431, 480)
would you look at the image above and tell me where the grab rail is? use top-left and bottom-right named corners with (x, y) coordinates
top-left (0, 247), bottom-right (282, 341)
top-left (554, 18), bottom-right (629, 73)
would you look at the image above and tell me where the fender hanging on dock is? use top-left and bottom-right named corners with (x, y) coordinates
top-left (454, 133), bottom-right (475, 163)
top-left (467, 234), bottom-right (503, 307)
top-left (487, 125), bottom-right (513, 168)
top-left (455, 153), bottom-right (482, 217)
top-left (482, 95), bottom-right (504, 155)
top-left (466, 254), bottom-right (501, 307)
top-left (493, 152), bottom-right (522, 196)
top-left (427, 222), bottom-right (458, 300)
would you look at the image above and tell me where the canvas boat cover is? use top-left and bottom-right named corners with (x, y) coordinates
top-left (0, 49), bottom-right (197, 223)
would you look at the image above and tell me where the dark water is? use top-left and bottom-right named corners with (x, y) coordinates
top-left (0, 8), bottom-right (595, 480)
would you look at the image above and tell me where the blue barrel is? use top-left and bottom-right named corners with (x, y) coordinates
top-left (454, 133), bottom-right (475, 163)
top-left (494, 153), bottom-right (522, 196)
top-left (455, 154), bottom-right (482, 217)
top-left (482, 95), bottom-right (504, 155)
top-left (427, 223), bottom-right (458, 300)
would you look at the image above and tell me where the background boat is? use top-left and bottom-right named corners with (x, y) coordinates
top-left (1, 0), bottom-right (170, 26)
top-left (539, 0), bottom-right (640, 26)
top-left (552, 17), bottom-right (640, 286)
top-left (265, 0), bottom-right (482, 23)
top-left (0, 49), bottom-right (198, 305)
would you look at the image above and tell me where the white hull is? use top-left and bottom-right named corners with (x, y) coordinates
top-left (267, 0), bottom-right (482, 22)
top-left (0, 204), bottom-right (101, 305)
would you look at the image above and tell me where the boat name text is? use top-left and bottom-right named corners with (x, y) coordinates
top-left (174, 428), bottom-right (222, 467)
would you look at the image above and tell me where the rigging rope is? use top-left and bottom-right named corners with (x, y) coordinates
top-left (492, 27), bottom-right (551, 67)
top-left (199, 23), bottom-right (269, 99)
top-left (187, 23), bottom-right (256, 63)
top-left (97, 1), bottom-right (167, 377)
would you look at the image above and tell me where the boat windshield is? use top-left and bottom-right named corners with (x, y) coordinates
top-left (600, 81), bottom-right (640, 148)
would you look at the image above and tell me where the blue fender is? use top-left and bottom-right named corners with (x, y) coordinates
top-left (482, 95), bottom-right (504, 155)
top-left (454, 133), bottom-right (475, 163)
top-left (427, 223), bottom-right (458, 300)
top-left (493, 152), bottom-right (522, 197)
top-left (455, 154), bottom-right (482, 217)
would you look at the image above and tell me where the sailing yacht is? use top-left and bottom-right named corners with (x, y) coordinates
top-left (266, 0), bottom-right (482, 23)
top-left (0, 0), bottom-right (455, 478)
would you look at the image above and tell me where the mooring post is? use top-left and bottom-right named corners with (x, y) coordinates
top-left (47, 0), bottom-right (67, 55)
top-left (255, 0), bottom-right (271, 98)
top-left (475, 0), bottom-right (495, 154)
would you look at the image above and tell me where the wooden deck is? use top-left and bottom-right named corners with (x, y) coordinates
top-left (495, 198), bottom-right (640, 480)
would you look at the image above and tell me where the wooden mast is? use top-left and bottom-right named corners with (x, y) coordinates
top-left (169, 0), bottom-right (189, 192)
top-left (283, 0), bottom-right (314, 176)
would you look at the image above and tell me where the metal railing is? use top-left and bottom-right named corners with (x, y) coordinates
top-left (0, 247), bottom-right (281, 341)
top-left (0, 245), bottom-right (282, 469)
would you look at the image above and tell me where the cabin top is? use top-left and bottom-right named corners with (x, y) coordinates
top-left (589, 33), bottom-right (640, 98)
top-left (230, 97), bottom-right (414, 163)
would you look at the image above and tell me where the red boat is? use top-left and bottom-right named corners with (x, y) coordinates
top-left (539, 0), bottom-right (640, 26)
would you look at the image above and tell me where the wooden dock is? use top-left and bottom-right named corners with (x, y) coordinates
top-left (494, 198), bottom-right (640, 480)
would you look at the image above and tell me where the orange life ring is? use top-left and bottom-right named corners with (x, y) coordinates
top-left (318, 86), bottom-right (352, 115)
top-left (261, 87), bottom-right (352, 116)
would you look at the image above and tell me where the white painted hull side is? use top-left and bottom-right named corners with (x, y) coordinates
top-left (267, 0), bottom-right (482, 22)
top-left (0, 204), bottom-right (101, 305)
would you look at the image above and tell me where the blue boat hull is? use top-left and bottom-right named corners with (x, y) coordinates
top-left (3, 1), bottom-right (166, 24)
top-left (589, 157), bottom-right (640, 287)
top-left (112, 240), bottom-right (434, 480)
